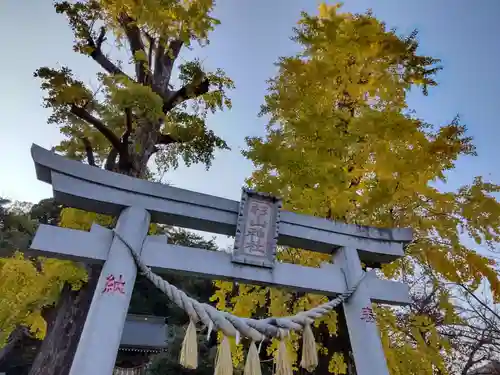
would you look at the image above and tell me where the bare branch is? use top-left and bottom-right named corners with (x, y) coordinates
top-left (458, 283), bottom-right (500, 322)
top-left (70, 105), bottom-right (122, 152)
top-left (81, 137), bottom-right (96, 166)
top-left (461, 335), bottom-right (488, 375)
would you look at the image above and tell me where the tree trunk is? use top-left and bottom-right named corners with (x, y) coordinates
top-left (0, 326), bottom-right (27, 365)
top-left (316, 304), bottom-right (355, 375)
top-left (29, 138), bottom-right (155, 375)
top-left (29, 264), bottom-right (101, 375)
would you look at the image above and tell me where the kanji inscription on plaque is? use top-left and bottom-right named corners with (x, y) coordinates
top-left (232, 189), bottom-right (281, 268)
top-left (243, 200), bottom-right (272, 255)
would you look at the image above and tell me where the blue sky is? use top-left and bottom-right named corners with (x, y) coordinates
top-left (1, 0), bottom-right (499, 211)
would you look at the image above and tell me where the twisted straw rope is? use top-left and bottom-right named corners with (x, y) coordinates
top-left (114, 230), bottom-right (365, 342)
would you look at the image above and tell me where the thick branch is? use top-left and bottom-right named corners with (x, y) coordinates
top-left (81, 137), bottom-right (96, 166)
top-left (70, 105), bottom-right (122, 152)
top-left (162, 39), bottom-right (183, 90)
top-left (152, 38), bottom-right (183, 95)
top-left (153, 38), bottom-right (165, 85)
top-left (157, 133), bottom-right (179, 145)
top-left (118, 13), bottom-right (149, 84)
top-left (124, 107), bottom-right (133, 135)
top-left (146, 35), bottom-right (154, 72)
top-left (57, 5), bottom-right (131, 79)
top-left (85, 26), bottom-right (132, 80)
top-left (96, 26), bottom-right (106, 48)
top-left (89, 48), bottom-right (124, 76)
top-left (104, 148), bottom-right (118, 171)
top-left (162, 78), bottom-right (210, 113)
top-left (117, 108), bottom-right (133, 170)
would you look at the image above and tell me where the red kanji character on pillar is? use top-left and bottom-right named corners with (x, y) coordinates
top-left (114, 274), bottom-right (125, 294)
top-left (360, 306), bottom-right (376, 323)
top-left (102, 274), bottom-right (126, 294)
top-left (103, 274), bottom-right (116, 293)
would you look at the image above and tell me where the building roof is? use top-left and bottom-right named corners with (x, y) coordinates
top-left (120, 314), bottom-right (168, 351)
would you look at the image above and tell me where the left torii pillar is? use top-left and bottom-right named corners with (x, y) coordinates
top-left (69, 206), bottom-right (151, 375)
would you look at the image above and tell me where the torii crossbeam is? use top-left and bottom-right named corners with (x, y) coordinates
top-left (24, 144), bottom-right (413, 375)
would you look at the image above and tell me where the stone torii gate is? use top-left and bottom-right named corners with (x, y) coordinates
top-left (28, 144), bottom-right (412, 375)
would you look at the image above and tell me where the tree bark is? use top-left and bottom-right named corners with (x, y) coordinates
top-left (0, 326), bottom-right (27, 365)
top-left (317, 304), bottom-right (356, 375)
top-left (28, 264), bottom-right (101, 375)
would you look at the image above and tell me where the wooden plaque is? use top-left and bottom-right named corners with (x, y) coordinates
top-left (232, 189), bottom-right (282, 268)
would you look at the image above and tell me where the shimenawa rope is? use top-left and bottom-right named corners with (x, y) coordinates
top-left (113, 230), bottom-right (365, 375)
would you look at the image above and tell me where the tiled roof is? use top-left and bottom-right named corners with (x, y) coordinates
top-left (120, 314), bottom-right (168, 350)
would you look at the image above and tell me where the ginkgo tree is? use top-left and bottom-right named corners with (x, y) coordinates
top-left (0, 198), bottom-right (88, 368)
top-left (1, 1), bottom-right (234, 374)
top-left (212, 3), bottom-right (500, 374)
top-left (0, 199), bottom-right (222, 375)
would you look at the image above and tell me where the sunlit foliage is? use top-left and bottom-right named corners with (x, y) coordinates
top-left (212, 3), bottom-right (500, 374)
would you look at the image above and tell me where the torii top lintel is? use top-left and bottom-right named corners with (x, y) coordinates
top-left (31, 144), bottom-right (412, 264)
